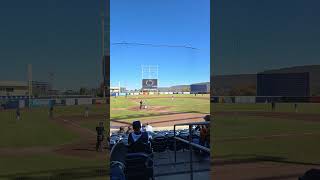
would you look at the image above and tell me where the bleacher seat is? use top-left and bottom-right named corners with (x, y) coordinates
top-left (125, 153), bottom-right (154, 180)
top-left (151, 136), bottom-right (167, 152)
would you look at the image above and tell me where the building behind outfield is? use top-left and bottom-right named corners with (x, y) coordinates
top-left (190, 83), bottom-right (210, 94)
top-left (0, 81), bottom-right (50, 96)
top-left (257, 72), bottom-right (310, 97)
top-left (0, 81), bottom-right (28, 96)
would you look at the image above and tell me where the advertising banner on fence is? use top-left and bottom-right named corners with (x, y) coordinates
top-left (235, 96), bottom-right (256, 104)
top-left (65, 99), bottom-right (75, 106)
top-left (31, 99), bottom-right (50, 107)
top-left (19, 100), bottom-right (25, 108)
top-left (77, 98), bottom-right (92, 105)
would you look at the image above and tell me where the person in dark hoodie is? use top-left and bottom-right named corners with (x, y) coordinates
top-left (128, 120), bottom-right (151, 153)
top-left (128, 121), bottom-right (148, 145)
top-left (96, 121), bottom-right (105, 152)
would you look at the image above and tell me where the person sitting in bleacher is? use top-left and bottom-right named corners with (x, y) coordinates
top-left (145, 123), bottom-right (153, 133)
top-left (200, 125), bottom-right (207, 147)
top-left (118, 126), bottom-right (125, 134)
top-left (126, 126), bottom-right (133, 135)
top-left (128, 120), bottom-right (152, 154)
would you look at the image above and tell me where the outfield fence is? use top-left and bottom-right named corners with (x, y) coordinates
top-left (0, 96), bottom-right (106, 109)
top-left (211, 96), bottom-right (320, 104)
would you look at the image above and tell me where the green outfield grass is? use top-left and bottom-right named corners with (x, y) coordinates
top-left (212, 103), bottom-right (320, 114)
top-left (212, 103), bottom-right (320, 165)
top-left (0, 108), bottom-right (78, 148)
top-left (0, 154), bottom-right (107, 179)
top-left (111, 94), bottom-right (210, 121)
top-left (0, 104), bottom-right (108, 179)
top-left (55, 104), bottom-right (107, 117)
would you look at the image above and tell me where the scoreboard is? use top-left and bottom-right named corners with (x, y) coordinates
top-left (142, 79), bottom-right (158, 89)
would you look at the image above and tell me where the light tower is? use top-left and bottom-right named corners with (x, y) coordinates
top-left (27, 64), bottom-right (32, 108)
top-left (141, 65), bottom-right (159, 93)
top-left (101, 0), bottom-right (110, 100)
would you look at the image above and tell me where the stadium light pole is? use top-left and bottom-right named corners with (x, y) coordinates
top-left (28, 64), bottom-right (32, 108)
top-left (101, 11), bottom-right (106, 100)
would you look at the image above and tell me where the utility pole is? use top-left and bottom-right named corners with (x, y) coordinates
top-left (28, 64), bottom-right (32, 108)
top-left (101, 10), bottom-right (106, 99)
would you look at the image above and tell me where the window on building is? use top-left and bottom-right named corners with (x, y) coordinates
top-left (6, 88), bottom-right (14, 92)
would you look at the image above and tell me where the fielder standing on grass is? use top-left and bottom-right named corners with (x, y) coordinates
top-left (49, 105), bottom-right (54, 119)
top-left (85, 106), bottom-right (89, 118)
top-left (16, 107), bottom-right (21, 121)
top-left (271, 101), bottom-right (276, 112)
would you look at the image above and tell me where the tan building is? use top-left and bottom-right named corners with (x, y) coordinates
top-left (0, 81), bottom-right (29, 96)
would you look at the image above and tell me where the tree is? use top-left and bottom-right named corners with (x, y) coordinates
top-left (229, 85), bottom-right (256, 96)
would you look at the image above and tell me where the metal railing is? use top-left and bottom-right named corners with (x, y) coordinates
top-left (174, 121), bottom-right (210, 180)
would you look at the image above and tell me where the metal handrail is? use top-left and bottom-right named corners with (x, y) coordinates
top-left (174, 137), bottom-right (210, 152)
top-left (174, 121), bottom-right (210, 180)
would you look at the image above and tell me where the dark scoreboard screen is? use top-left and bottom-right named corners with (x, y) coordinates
top-left (142, 79), bottom-right (158, 89)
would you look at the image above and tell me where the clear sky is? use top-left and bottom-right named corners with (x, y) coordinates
top-left (110, 0), bottom-right (210, 90)
top-left (2, 0), bottom-right (318, 91)
top-left (213, 0), bottom-right (320, 75)
top-left (0, 0), bottom-right (102, 91)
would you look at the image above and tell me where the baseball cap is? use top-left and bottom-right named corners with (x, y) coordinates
top-left (203, 115), bottom-right (210, 121)
top-left (132, 120), bottom-right (141, 129)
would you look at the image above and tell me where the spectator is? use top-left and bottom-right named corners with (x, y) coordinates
top-left (96, 121), bottom-right (105, 152)
top-left (200, 125), bottom-right (207, 146)
top-left (141, 124), bottom-right (146, 132)
top-left (126, 126), bottom-right (133, 135)
top-left (203, 115), bottom-right (210, 122)
top-left (205, 124), bottom-right (210, 148)
top-left (128, 121), bottom-right (149, 145)
top-left (145, 123), bottom-right (153, 133)
top-left (118, 126), bottom-right (125, 134)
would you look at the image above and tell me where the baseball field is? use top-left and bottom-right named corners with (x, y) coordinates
top-left (0, 104), bottom-right (109, 180)
top-left (1, 95), bottom-right (319, 180)
top-left (111, 95), bottom-right (320, 179)
top-left (110, 94), bottom-right (210, 131)
top-left (212, 103), bottom-right (320, 180)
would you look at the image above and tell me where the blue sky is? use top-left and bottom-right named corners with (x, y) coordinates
top-left (213, 0), bottom-right (320, 75)
top-left (0, 0), bottom-right (102, 91)
top-left (110, 0), bottom-right (210, 90)
top-left (2, 0), bottom-right (319, 90)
